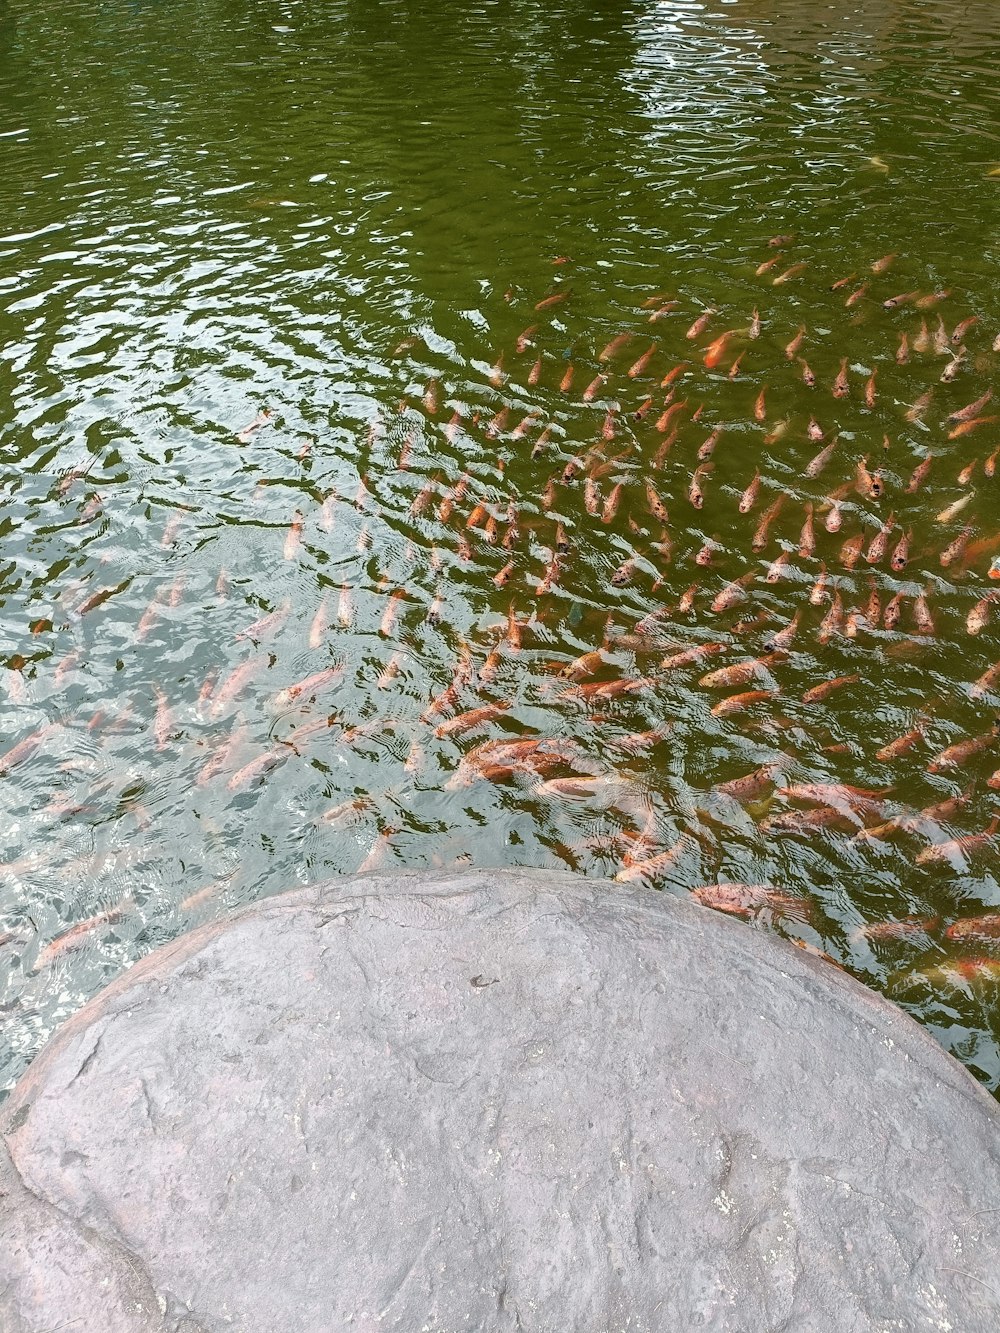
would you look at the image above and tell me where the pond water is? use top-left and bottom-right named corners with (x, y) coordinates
top-left (3, 0), bottom-right (1000, 1097)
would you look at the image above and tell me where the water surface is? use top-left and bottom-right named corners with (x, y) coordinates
top-left (3, 0), bottom-right (1000, 1096)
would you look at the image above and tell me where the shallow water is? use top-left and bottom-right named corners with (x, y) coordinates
top-left (3, 0), bottom-right (1000, 1096)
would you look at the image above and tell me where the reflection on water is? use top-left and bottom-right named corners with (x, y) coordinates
top-left (3, 0), bottom-right (1000, 1096)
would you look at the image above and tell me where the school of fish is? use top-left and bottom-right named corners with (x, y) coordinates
top-left (7, 239), bottom-right (1000, 1080)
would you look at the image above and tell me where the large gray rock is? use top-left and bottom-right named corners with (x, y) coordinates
top-left (1, 869), bottom-right (999, 1331)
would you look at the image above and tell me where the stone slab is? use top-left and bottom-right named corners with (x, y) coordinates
top-left (1, 869), bottom-right (999, 1331)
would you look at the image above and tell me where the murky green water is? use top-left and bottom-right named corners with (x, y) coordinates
top-left (3, 0), bottom-right (1000, 1097)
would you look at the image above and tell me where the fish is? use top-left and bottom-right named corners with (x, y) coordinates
top-left (235, 408), bottom-right (273, 444)
top-left (915, 816), bottom-right (999, 867)
top-left (485, 405), bottom-right (510, 439)
top-left (688, 462), bottom-right (713, 509)
top-left (704, 331), bottom-right (735, 369)
top-left (535, 291), bottom-right (568, 311)
top-left (763, 610), bottom-right (801, 652)
top-left (536, 551), bottom-right (562, 595)
top-left (799, 358), bottom-right (816, 387)
top-left (210, 657), bottom-right (264, 718)
top-left (855, 916), bottom-right (939, 941)
top-left (751, 495), bottom-right (784, 552)
top-left (764, 551), bottom-right (791, 583)
top-left (700, 654), bottom-right (782, 689)
top-left (661, 642), bottom-right (726, 671)
top-left (840, 533), bottom-right (864, 569)
top-left (661, 362), bottom-right (690, 388)
top-left (35, 905), bottom-right (130, 968)
top-left (686, 309), bottom-right (716, 340)
top-left (939, 526), bottom-right (974, 568)
top-left (941, 352), bottom-right (965, 383)
top-left (802, 674), bottom-right (860, 704)
top-left (968, 592), bottom-right (999, 635)
top-left (928, 724), bottom-right (998, 772)
top-left (832, 358), bottom-right (850, 398)
top-left (711, 573), bottom-right (755, 613)
top-left (528, 356), bottom-right (543, 385)
top-left (952, 316), bottom-right (979, 343)
top-left (753, 387), bottom-right (767, 422)
top-left (626, 343), bottom-right (657, 379)
top-left (949, 415), bottom-right (1000, 439)
top-left (818, 590), bottom-right (844, 641)
top-left (875, 722), bottom-right (926, 761)
top-left (912, 586), bottom-right (935, 636)
top-left (904, 389), bottom-right (933, 423)
top-left (896, 332), bottom-right (910, 364)
top-left (900, 958), bottom-right (1000, 989)
top-left (691, 883), bottom-right (810, 921)
top-left (882, 591), bottom-right (904, 631)
top-left (806, 437), bottom-right (838, 477)
top-left (913, 320), bottom-right (933, 355)
top-left (602, 483), bottom-right (624, 524)
top-left (906, 452), bottom-right (933, 493)
top-left (783, 325), bottom-right (806, 360)
top-left (886, 528), bottom-right (911, 573)
top-left (763, 417), bottom-right (790, 445)
top-left (710, 689), bottom-right (775, 716)
top-left (493, 560), bottom-right (515, 589)
top-left (379, 588), bottom-right (406, 637)
top-left (645, 480), bottom-right (669, 523)
top-left (948, 389), bottom-right (993, 423)
top-left (761, 807), bottom-right (855, 834)
top-left (883, 291), bottom-right (919, 310)
top-left (0, 724), bottom-right (55, 776)
top-left (435, 701), bottom-right (511, 738)
top-left (515, 324), bottom-right (538, 353)
top-left (610, 557), bottom-right (636, 588)
top-left (756, 256), bottom-right (782, 276)
top-left (972, 661), bottom-right (1000, 699)
top-left (697, 428), bottom-right (722, 462)
top-left (855, 455), bottom-right (883, 499)
top-left (713, 761), bottom-right (782, 803)
top-left (408, 479), bottom-right (436, 517)
top-left (865, 512), bottom-right (895, 565)
top-left (77, 579), bottom-right (131, 616)
top-left (863, 368), bottom-right (878, 408)
top-left (748, 308), bottom-right (762, 338)
top-left (238, 601), bottom-right (290, 644)
top-left (958, 459), bottom-right (977, 486)
top-left (282, 510), bottom-right (305, 560)
top-left (773, 262), bottom-right (808, 285)
top-left (871, 253), bottom-right (896, 273)
top-left (798, 503), bottom-right (816, 558)
top-left (739, 471), bottom-right (762, 514)
top-left (599, 332), bottom-right (632, 363)
top-left (274, 665), bottom-right (345, 709)
top-left (226, 748), bottom-right (286, 793)
top-left (614, 836), bottom-right (694, 884)
top-left (945, 915), bottom-right (1000, 942)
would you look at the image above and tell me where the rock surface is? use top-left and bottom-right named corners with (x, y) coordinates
top-left (2, 869), bottom-right (1000, 1331)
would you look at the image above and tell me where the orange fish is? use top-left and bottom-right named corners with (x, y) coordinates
top-left (582, 372), bottom-right (607, 402)
top-left (751, 495), bottom-right (784, 552)
top-left (773, 262), bottom-right (808, 285)
top-left (952, 316), bottom-right (979, 343)
top-left (785, 325), bottom-right (806, 359)
top-left (628, 342), bottom-right (658, 378)
top-left (710, 689), bottom-right (775, 716)
top-left (686, 309), bottom-right (716, 340)
top-left (515, 324), bottom-right (538, 353)
top-left (739, 470), bottom-right (761, 514)
top-left (753, 387), bottom-right (767, 422)
top-left (599, 332), bottom-right (632, 363)
top-left (691, 883), bottom-right (810, 921)
top-left (806, 437), bottom-right (838, 478)
top-left (535, 291), bottom-right (568, 311)
top-left (802, 674), bottom-right (860, 704)
top-left (915, 816), bottom-right (999, 867)
top-left (799, 358), bottom-right (816, 387)
top-left (688, 462), bottom-right (713, 508)
top-left (896, 332), bottom-right (910, 364)
top-left (798, 503), bottom-right (816, 558)
top-left (703, 331), bottom-right (734, 369)
top-left (949, 415), bottom-right (1000, 440)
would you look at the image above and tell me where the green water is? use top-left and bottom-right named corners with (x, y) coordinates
top-left (3, 0), bottom-right (1000, 1096)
